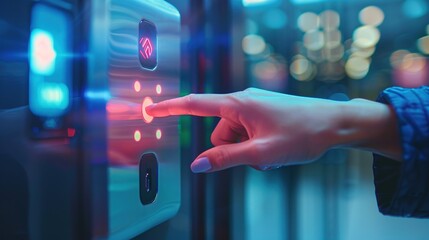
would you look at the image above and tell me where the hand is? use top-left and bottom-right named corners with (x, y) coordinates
top-left (146, 88), bottom-right (401, 173)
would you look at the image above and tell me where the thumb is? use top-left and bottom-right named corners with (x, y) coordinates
top-left (190, 140), bottom-right (258, 173)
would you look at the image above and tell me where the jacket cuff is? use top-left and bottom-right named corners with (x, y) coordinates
top-left (373, 86), bottom-right (429, 217)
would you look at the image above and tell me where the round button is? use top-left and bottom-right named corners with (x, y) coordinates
top-left (156, 129), bottom-right (162, 140)
top-left (134, 80), bottom-right (141, 92)
top-left (134, 130), bottom-right (142, 142)
top-left (142, 97), bottom-right (154, 123)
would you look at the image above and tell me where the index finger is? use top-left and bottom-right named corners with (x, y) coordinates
top-left (145, 93), bottom-right (229, 117)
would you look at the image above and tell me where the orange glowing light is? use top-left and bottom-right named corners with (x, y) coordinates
top-left (134, 130), bottom-right (142, 142)
top-left (156, 84), bottom-right (162, 94)
top-left (142, 97), bottom-right (154, 123)
top-left (134, 80), bottom-right (141, 92)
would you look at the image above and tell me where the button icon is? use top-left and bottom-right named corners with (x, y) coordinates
top-left (139, 37), bottom-right (153, 59)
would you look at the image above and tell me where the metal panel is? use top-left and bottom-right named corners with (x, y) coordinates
top-left (84, 0), bottom-right (181, 239)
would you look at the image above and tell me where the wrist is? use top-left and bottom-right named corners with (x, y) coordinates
top-left (330, 98), bottom-right (402, 160)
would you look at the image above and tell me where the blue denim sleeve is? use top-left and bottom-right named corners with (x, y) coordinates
top-left (373, 86), bottom-right (429, 217)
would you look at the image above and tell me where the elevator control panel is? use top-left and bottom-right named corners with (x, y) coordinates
top-left (98, 0), bottom-right (181, 239)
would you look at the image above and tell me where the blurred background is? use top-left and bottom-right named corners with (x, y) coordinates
top-left (156, 0), bottom-right (429, 239)
top-left (1, 0), bottom-right (429, 239)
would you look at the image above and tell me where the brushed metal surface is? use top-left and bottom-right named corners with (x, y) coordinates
top-left (86, 0), bottom-right (181, 238)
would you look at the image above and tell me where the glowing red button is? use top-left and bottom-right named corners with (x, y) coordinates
top-left (142, 97), bottom-right (154, 123)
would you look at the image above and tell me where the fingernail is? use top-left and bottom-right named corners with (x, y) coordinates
top-left (191, 157), bottom-right (212, 173)
top-left (145, 103), bottom-right (157, 112)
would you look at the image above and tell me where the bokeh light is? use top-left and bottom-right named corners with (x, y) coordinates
top-left (359, 6), bottom-right (385, 27)
top-left (417, 36), bottom-right (429, 55)
top-left (245, 19), bottom-right (259, 35)
top-left (402, 0), bottom-right (428, 19)
top-left (290, 55), bottom-right (314, 81)
top-left (353, 25), bottom-right (380, 49)
top-left (323, 44), bottom-right (344, 62)
top-left (320, 10), bottom-right (340, 30)
top-left (242, 34), bottom-right (266, 55)
top-left (351, 44), bottom-right (376, 58)
top-left (400, 53), bottom-right (426, 72)
top-left (297, 12), bottom-right (320, 32)
top-left (324, 29), bottom-right (342, 48)
top-left (307, 48), bottom-right (323, 63)
top-left (393, 52), bottom-right (428, 88)
top-left (304, 29), bottom-right (325, 51)
top-left (390, 49), bottom-right (410, 68)
top-left (345, 56), bottom-right (370, 79)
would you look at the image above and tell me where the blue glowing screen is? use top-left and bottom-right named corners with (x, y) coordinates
top-left (29, 4), bottom-right (71, 117)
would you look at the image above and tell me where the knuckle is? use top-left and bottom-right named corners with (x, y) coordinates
top-left (250, 139), bottom-right (269, 165)
top-left (213, 148), bottom-right (231, 169)
top-left (244, 87), bottom-right (257, 93)
top-left (210, 133), bottom-right (220, 146)
top-left (184, 94), bottom-right (195, 114)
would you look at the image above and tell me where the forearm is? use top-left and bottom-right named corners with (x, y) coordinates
top-left (331, 98), bottom-right (402, 161)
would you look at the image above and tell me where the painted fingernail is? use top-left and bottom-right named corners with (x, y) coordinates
top-left (191, 157), bottom-right (212, 173)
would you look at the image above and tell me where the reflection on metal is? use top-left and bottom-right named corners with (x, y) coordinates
top-left (85, 0), bottom-right (181, 239)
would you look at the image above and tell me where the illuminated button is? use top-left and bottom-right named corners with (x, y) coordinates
top-left (38, 83), bottom-right (69, 110)
top-left (139, 19), bottom-right (157, 70)
top-left (134, 80), bottom-right (141, 92)
top-left (156, 129), bottom-right (162, 140)
top-left (142, 97), bottom-right (154, 123)
top-left (156, 84), bottom-right (162, 95)
top-left (30, 29), bottom-right (57, 75)
top-left (134, 130), bottom-right (142, 142)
